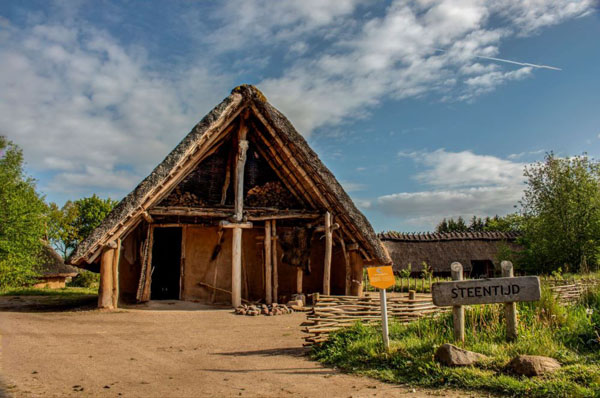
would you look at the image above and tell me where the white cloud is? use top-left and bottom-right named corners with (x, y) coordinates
top-left (374, 149), bottom-right (528, 229)
top-left (0, 18), bottom-right (232, 200)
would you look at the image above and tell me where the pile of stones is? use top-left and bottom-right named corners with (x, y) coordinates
top-left (235, 303), bottom-right (293, 316)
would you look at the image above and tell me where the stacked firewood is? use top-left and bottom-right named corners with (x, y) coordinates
top-left (234, 303), bottom-right (293, 316)
top-left (246, 181), bottom-right (297, 208)
top-left (162, 187), bottom-right (206, 207)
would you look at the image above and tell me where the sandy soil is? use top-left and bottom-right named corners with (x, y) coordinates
top-left (0, 297), bottom-right (473, 398)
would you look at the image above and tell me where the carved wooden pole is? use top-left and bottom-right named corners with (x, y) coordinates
top-left (231, 122), bottom-right (249, 308)
top-left (323, 212), bottom-right (333, 295)
top-left (451, 262), bottom-right (465, 343)
top-left (264, 220), bottom-right (272, 305)
top-left (502, 261), bottom-right (518, 341)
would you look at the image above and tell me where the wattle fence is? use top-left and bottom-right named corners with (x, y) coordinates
top-left (303, 277), bottom-right (600, 345)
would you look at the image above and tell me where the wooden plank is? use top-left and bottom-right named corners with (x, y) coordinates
top-left (432, 276), bottom-right (541, 306)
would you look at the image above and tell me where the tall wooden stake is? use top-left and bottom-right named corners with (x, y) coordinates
top-left (502, 261), bottom-right (518, 341)
top-left (451, 262), bottom-right (464, 343)
top-left (231, 121), bottom-right (248, 308)
top-left (296, 268), bottom-right (303, 294)
top-left (323, 211), bottom-right (333, 295)
top-left (111, 239), bottom-right (121, 308)
top-left (99, 244), bottom-right (116, 309)
top-left (271, 220), bottom-right (278, 303)
top-left (264, 220), bottom-right (272, 305)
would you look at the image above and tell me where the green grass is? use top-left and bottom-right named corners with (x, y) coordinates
top-left (0, 286), bottom-right (98, 296)
top-left (312, 288), bottom-right (600, 397)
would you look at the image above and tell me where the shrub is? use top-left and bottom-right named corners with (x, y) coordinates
top-left (67, 269), bottom-right (99, 288)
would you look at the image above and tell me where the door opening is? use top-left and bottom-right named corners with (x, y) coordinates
top-left (151, 227), bottom-right (182, 300)
top-left (470, 260), bottom-right (494, 278)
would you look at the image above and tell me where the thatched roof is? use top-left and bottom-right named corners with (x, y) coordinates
top-left (69, 85), bottom-right (391, 266)
top-left (378, 231), bottom-right (520, 274)
top-left (38, 246), bottom-right (79, 278)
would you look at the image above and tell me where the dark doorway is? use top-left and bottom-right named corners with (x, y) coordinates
top-left (471, 260), bottom-right (494, 278)
top-left (151, 227), bottom-right (182, 300)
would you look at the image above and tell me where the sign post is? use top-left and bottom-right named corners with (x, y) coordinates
top-left (450, 262), bottom-right (464, 343)
top-left (367, 266), bottom-right (395, 351)
top-left (432, 261), bottom-right (540, 342)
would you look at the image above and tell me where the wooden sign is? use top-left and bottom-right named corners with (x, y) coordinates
top-left (431, 276), bottom-right (541, 307)
top-left (367, 266), bottom-right (395, 290)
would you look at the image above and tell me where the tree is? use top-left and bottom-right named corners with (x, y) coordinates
top-left (0, 137), bottom-right (47, 288)
top-left (48, 195), bottom-right (117, 259)
top-left (519, 153), bottom-right (600, 274)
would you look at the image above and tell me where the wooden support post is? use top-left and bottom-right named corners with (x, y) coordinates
top-left (111, 239), bottom-right (121, 309)
top-left (296, 268), bottom-right (303, 294)
top-left (451, 262), bottom-right (465, 343)
top-left (323, 212), bottom-right (333, 295)
top-left (271, 220), bottom-right (278, 303)
top-left (264, 221), bottom-right (272, 305)
top-left (502, 261), bottom-right (518, 341)
top-left (231, 121), bottom-right (249, 308)
top-left (349, 248), bottom-right (364, 297)
top-left (99, 245), bottom-right (116, 309)
top-left (180, 225), bottom-right (187, 300)
top-left (339, 236), bottom-right (351, 296)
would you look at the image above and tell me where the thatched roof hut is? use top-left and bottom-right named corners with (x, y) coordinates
top-left (379, 231), bottom-right (520, 277)
top-left (69, 85), bottom-right (390, 308)
top-left (33, 246), bottom-right (79, 288)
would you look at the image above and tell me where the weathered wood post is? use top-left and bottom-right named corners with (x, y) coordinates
top-left (502, 261), bottom-right (518, 341)
top-left (264, 220), bottom-right (273, 305)
top-left (271, 220), bottom-right (278, 303)
top-left (231, 126), bottom-right (249, 308)
top-left (451, 262), bottom-right (464, 343)
top-left (99, 242), bottom-right (117, 309)
top-left (323, 212), bottom-right (333, 295)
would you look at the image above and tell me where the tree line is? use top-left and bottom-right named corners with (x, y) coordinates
top-left (433, 153), bottom-right (600, 275)
top-left (0, 137), bottom-right (116, 288)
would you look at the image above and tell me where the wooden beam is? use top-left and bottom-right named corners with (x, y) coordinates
top-left (323, 212), bottom-right (333, 295)
top-left (231, 120), bottom-right (249, 308)
top-left (350, 249), bottom-right (364, 297)
top-left (314, 223), bottom-right (340, 233)
top-left (99, 246), bottom-right (115, 309)
top-left (264, 220), bottom-right (273, 305)
top-left (141, 225), bottom-right (155, 302)
top-left (272, 220), bottom-right (278, 304)
top-left (142, 211), bottom-right (153, 224)
top-left (111, 239), bottom-right (121, 308)
top-left (338, 234), bottom-right (351, 296)
top-left (219, 220), bottom-right (253, 229)
top-left (149, 206), bottom-right (320, 221)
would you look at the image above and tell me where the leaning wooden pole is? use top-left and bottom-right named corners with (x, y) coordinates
top-left (271, 219), bottom-right (278, 303)
top-left (231, 122), bottom-right (249, 308)
top-left (264, 220), bottom-right (273, 305)
top-left (323, 212), bottom-right (333, 295)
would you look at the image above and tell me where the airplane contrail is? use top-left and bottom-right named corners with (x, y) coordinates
top-left (434, 49), bottom-right (562, 71)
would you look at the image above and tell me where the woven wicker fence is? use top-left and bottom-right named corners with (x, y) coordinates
top-left (303, 292), bottom-right (446, 345)
top-left (303, 278), bottom-right (600, 345)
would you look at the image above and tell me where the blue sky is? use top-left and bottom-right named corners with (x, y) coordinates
top-left (1, 0), bottom-right (598, 232)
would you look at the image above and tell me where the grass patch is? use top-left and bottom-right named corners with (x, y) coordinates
top-left (0, 286), bottom-right (97, 296)
top-left (312, 287), bottom-right (600, 397)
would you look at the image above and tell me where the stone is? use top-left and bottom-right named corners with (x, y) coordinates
top-left (434, 344), bottom-right (487, 366)
top-left (508, 355), bottom-right (561, 376)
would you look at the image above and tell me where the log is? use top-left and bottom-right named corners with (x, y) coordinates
top-left (264, 221), bottom-right (273, 305)
top-left (350, 249), bottom-right (364, 297)
top-left (232, 227), bottom-right (242, 308)
top-left (338, 235), bottom-right (351, 296)
top-left (323, 212), bottom-right (332, 295)
top-left (111, 239), bottom-right (121, 308)
top-left (272, 220), bottom-right (278, 303)
top-left (296, 267), bottom-right (303, 294)
top-left (99, 246), bottom-right (115, 309)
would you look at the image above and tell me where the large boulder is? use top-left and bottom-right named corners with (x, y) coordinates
top-left (434, 344), bottom-right (487, 366)
top-left (508, 355), bottom-right (561, 376)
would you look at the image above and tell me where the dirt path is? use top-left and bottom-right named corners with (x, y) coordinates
top-left (0, 298), bottom-right (471, 398)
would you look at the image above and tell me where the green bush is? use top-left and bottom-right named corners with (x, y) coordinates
top-left (67, 269), bottom-right (99, 288)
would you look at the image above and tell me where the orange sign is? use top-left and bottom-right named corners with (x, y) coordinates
top-left (367, 266), bottom-right (395, 289)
